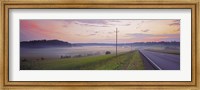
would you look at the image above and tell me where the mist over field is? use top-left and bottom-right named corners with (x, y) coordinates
top-left (20, 40), bottom-right (180, 70)
top-left (20, 45), bottom-right (131, 60)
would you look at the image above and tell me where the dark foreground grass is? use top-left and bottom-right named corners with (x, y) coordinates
top-left (21, 50), bottom-right (144, 70)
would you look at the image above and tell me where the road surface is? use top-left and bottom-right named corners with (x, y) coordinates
top-left (139, 50), bottom-right (180, 70)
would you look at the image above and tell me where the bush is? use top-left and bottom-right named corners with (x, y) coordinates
top-left (22, 59), bottom-right (27, 62)
top-left (105, 51), bottom-right (111, 55)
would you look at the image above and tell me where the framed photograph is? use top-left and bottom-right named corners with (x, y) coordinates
top-left (1, 0), bottom-right (199, 89)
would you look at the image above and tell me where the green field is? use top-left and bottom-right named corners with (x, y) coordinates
top-left (20, 50), bottom-right (144, 70)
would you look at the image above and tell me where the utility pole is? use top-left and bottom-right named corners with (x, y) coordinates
top-left (116, 28), bottom-right (118, 56)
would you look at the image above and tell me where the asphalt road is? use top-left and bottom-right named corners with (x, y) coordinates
top-left (139, 50), bottom-right (180, 70)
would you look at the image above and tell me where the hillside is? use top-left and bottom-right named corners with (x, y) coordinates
top-left (20, 40), bottom-right (72, 48)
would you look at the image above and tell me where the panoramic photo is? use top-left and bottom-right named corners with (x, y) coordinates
top-left (20, 19), bottom-right (180, 70)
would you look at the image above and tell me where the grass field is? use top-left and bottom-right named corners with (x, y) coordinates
top-left (20, 50), bottom-right (144, 70)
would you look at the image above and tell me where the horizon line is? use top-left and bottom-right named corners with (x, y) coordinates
top-left (20, 39), bottom-right (180, 44)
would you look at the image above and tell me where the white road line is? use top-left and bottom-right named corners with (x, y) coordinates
top-left (139, 50), bottom-right (162, 70)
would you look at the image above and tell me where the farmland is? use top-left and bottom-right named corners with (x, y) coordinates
top-left (20, 50), bottom-right (145, 70)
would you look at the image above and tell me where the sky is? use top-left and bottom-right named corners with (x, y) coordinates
top-left (20, 19), bottom-right (180, 43)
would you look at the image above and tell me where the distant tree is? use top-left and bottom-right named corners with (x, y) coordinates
top-left (41, 57), bottom-right (45, 60)
top-left (60, 55), bottom-right (63, 59)
top-left (74, 55), bottom-right (82, 58)
top-left (65, 56), bottom-right (71, 58)
top-left (22, 59), bottom-right (27, 62)
top-left (105, 51), bottom-right (111, 55)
